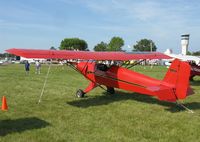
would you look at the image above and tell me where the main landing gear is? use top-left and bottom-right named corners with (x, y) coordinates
top-left (107, 87), bottom-right (115, 94)
top-left (76, 89), bottom-right (85, 98)
top-left (76, 82), bottom-right (97, 98)
top-left (76, 86), bottom-right (115, 98)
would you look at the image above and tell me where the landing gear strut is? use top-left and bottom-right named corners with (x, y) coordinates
top-left (76, 89), bottom-right (85, 98)
top-left (107, 87), bottom-right (115, 94)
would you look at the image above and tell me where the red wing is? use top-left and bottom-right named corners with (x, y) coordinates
top-left (6, 48), bottom-right (170, 61)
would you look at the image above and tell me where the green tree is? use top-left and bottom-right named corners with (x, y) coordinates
top-left (187, 51), bottom-right (192, 55)
top-left (2, 53), bottom-right (15, 58)
top-left (133, 39), bottom-right (157, 51)
top-left (108, 37), bottom-right (124, 51)
top-left (59, 38), bottom-right (88, 51)
top-left (192, 51), bottom-right (200, 56)
top-left (94, 42), bottom-right (108, 51)
top-left (50, 46), bottom-right (56, 50)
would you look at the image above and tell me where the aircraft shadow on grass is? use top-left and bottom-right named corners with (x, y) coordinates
top-left (67, 91), bottom-right (200, 113)
top-left (0, 117), bottom-right (50, 137)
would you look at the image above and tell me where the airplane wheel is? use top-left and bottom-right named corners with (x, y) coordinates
top-left (189, 75), bottom-right (195, 81)
top-left (107, 87), bottom-right (115, 94)
top-left (76, 89), bottom-right (85, 98)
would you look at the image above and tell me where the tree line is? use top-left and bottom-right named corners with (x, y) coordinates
top-left (2, 37), bottom-right (199, 56)
top-left (58, 37), bottom-right (200, 55)
top-left (187, 51), bottom-right (200, 56)
top-left (0, 53), bottom-right (15, 58)
top-left (59, 37), bottom-right (157, 52)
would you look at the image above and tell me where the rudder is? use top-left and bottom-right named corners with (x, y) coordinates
top-left (163, 59), bottom-right (191, 100)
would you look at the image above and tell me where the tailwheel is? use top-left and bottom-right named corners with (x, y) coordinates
top-left (107, 87), bottom-right (115, 94)
top-left (76, 89), bottom-right (85, 98)
top-left (189, 75), bottom-right (195, 81)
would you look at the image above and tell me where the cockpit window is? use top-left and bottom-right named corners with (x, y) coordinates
top-left (96, 64), bottom-right (109, 71)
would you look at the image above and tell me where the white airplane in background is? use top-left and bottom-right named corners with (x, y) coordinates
top-left (165, 53), bottom-right (200, 65)
top-left (164, 52), bottom-right (200, 80)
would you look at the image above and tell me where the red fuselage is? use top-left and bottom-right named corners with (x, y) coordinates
top-left (76, 62), bottom-right (178, 101)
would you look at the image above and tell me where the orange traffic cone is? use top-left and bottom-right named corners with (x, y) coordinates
top-left (1, 96), bottom-right (8, 111)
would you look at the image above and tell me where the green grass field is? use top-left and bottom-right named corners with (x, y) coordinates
top-left (0, 64), bottom-right (200, 142)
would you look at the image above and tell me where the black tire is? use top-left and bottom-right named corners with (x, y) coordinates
top-left (107, 87), bottom-right (115, 94)
top-left (76, 89), bottom-right (85, 98)
top-left (189, 75), bottom-right (195, 81)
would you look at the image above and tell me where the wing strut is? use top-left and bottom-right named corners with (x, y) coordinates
top-left (122, 59), bottom-right (146, 69)
top-left (38, 61), bottom-right (52, 104)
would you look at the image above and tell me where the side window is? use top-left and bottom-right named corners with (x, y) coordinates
top-left (96, 64), bottom-right (108, 71)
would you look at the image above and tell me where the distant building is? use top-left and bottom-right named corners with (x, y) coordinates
top-left (181, 34), bottom-right (190, 55)
top-left (164, 49), bottom-right (173, 54)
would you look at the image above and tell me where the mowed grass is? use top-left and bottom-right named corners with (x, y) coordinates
top-left (0, 64), bottom-right (200, 142)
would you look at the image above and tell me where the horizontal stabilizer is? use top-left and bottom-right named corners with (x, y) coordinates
top-left (147, 85), bottom-right (177, 102)
top-left (147, 86), bottom-right (161, 92)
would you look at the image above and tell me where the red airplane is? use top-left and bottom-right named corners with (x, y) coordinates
top-left (6, 48), bottom-right (193, 102)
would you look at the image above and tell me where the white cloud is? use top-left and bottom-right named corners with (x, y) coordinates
top-left (81, 0), bottom-right (197, 24)
top-left (80, 0), bottom-right (162, 21)
top-left (0, 21), bottom-right (61, 31)
top-left (1, 0), bottom-right (200, 52)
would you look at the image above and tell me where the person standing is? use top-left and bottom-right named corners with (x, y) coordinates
top-left (35, 60), bottom-right (41, 74)
top-left (25, 60), bottom-right (30, 75)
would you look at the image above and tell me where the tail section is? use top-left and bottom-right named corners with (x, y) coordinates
top-left (163, 59), bottom-right (192, 100)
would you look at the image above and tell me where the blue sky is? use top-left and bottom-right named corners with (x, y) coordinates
top-left (0, 0), bottom-right (200, 53)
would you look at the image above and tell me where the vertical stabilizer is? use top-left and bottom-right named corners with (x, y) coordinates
top-left (163, 59), bottom-right (191, 100)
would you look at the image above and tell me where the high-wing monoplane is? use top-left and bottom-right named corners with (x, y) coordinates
top-left (6, 48), bottom-right (193, 102)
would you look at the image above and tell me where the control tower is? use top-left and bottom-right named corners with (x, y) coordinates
top-left (181, 34), bottom-right (189, 55)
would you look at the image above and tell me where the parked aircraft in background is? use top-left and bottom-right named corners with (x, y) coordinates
top-left (164, 53), bottom-right (200, 80)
